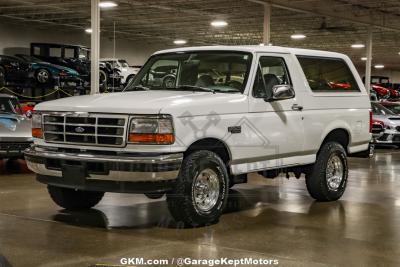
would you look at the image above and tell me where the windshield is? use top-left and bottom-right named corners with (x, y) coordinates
top-left (0, 97), bottom-right (22, 114)
top-left (372, 102), bottom-right (396, 116)
top-left (381, 103), bottom-right (400, 114)
top-left (125, 51), bottom-right (252, 93)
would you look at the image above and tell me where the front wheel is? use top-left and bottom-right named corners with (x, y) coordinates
top-left (305, 142), bottom-right (348, 201)
top-left (166, 150), bottom-right (229, 227)
top-left (48, 185), bottom-right (104, 210)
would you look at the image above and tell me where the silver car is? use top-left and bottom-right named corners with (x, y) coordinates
top-left (371, 102), bottom-right (400, 145)
top-left (0, 94), bottom-right (32, 158)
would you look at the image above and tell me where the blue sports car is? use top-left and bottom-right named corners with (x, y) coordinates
top-left (14, 54), bottom-right (82, 87)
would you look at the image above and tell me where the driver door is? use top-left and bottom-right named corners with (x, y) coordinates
top-left (235, 53), bottom-right (305, 173)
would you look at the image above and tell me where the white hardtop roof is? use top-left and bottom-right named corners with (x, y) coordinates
top-left (154, 45), bottom-right (347, 59)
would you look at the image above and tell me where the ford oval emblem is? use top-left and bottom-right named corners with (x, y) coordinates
top-left (75, 126), bottom-right (85, 133)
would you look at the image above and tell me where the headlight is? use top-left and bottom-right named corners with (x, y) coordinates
top-left (128, 115), bottom-right (174, 144)
top-left (32, 112), bottom-right (43, 139)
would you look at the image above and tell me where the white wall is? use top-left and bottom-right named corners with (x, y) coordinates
top-left (0, 22), bottom-right (166, 66)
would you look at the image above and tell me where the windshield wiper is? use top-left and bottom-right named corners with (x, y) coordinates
top-left (177, 85), bottom-right (216, 94)
top-left (125, 85), bottom-right (150, 92)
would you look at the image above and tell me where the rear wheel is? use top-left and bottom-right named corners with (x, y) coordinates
top-left (305, 142), bottom-right (348, 201)
top-left (36, 69), bottom-right (51, 85)
top-left (125, 75), bottom-right (135, 86)
top-left (166, 150), bottom-right (229, 227)
top-left (48, 185), bottom-right (104, 210)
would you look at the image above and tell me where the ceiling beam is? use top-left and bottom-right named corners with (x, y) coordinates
top-left (248, 0), bottom-right (400, 32)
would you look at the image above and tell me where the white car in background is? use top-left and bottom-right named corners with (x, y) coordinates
top-left (100, 58), bottom-right (140, 85)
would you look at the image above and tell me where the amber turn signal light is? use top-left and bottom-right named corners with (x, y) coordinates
top-left (128, 133), bottom-right (174, 144)
top-left (32, 128), bottom-right (43, 139)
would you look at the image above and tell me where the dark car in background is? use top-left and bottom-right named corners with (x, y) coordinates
top-left (30, 43), bottom-right (122, 89)
top-left (14, 54), bottom-right (82, 87)
top-left (0, 55), bottom-right (31, 87)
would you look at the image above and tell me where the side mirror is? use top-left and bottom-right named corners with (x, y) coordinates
top-left (25, 110), bottom-right (33, 119)
top-left (269, 85), bottom-right (295, 101)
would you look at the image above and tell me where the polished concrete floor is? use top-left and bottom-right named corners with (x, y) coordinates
top-left (0, 148), bottom-right (400, 267)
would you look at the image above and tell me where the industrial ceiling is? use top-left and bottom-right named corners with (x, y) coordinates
top-left (1, 0), bottom-right (400, 69)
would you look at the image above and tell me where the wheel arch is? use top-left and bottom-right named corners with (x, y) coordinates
top-left (185, 138), bottom-right (232, 165)
top-left (319, 128), bottom-right (351, 154)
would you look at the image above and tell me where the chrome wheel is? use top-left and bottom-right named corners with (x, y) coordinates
top-left (37, 69), bottom-right (49, 83)
top-left (163, 77), bottom-right (175, 88)
top-left (326, 155), bottom-right (344, 191)
top-left (192, 168), bottom-right (220, 213)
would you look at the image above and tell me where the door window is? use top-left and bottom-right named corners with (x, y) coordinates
top-left (253, 56), bottom-right (291, 98)
top-left (49, 47), bottom-right (62, 57)
top-left (64, 48), bottom-right (75, 58)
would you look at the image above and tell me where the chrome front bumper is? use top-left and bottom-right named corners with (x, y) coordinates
top-left (24, 146), bottom-right (183, 183)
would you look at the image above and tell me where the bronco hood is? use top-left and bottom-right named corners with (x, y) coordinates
top-left (35, 90), bottom-right (248, 116)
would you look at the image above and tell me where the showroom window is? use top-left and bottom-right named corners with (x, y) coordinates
top-left (297, 56), bottom-right (360, 92)
top-left (253, 56), bottom-right (291, 99)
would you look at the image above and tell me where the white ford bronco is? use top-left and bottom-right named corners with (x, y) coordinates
top-left (25, 46), bottom-right (372, 227)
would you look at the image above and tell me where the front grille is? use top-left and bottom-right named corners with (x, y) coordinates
top-left (42, 113), bottom-right (128, 147)
top-left (0, 142), bottom-right (31, 152)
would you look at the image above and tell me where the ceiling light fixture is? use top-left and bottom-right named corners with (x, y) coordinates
top-left (361, 57), bottom-right (367, 61)
top-left (211, 20), bottom-right (228, 28)
top-left (374, 64), bottom-right (385, 69)
top-left (291, 34), bottom-right (306, 40)
top-left (174, 39), bottom-right (187, 45)
top-left (351, 44), bottom-right (365, 49)
top-left (85, 28), bottom-right (92, 33)
top-left (99, 1), bottom-right (118, 8)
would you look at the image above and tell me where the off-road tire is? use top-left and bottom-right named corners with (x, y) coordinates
top-left (166, 150), bottom-right (229, 227)
top-left (48, 185), bottom-right (104, 210)
top-left (305, 142), bottom-right (348, 201)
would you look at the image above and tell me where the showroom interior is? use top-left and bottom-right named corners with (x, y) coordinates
top-left (1, 0), bottom-right (400, 266)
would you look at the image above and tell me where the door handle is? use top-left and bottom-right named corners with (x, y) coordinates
top-left (292, 104), bottom-right (303, 111)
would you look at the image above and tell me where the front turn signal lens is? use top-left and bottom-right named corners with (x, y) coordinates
top-left (128, 133), bottom-right (174, 144)
top-left (32, 128), bottom-right (43, 139)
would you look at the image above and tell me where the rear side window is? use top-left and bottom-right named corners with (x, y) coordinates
top-left (297, 56), bottom-right (360, 92)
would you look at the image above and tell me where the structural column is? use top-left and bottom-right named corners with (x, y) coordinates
top-left (91, 0), bottom-right (100, 94)
top-left (365, 27), bottom-right (373, 94)
top-left (263, 3), bottom-right (271, 45)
